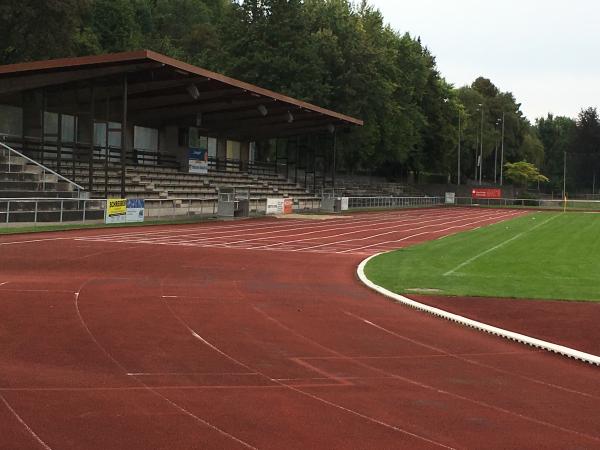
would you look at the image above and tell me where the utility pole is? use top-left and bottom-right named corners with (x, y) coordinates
top-left (500, 112), bottom-right (505, 186)
top-left (494, 120), bottom-right (499, 184)
top-left (457, 112), bottom-right (461, 185)
top-left (563, 151), bottom-right (567, 199)
top-left (479, 104), bottom-right (484, 184)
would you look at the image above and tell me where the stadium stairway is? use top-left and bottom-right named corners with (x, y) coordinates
top-left (0, 150), bottom-right (103, 223)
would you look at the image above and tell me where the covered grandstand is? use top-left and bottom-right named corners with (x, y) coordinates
top-left (0, 50), bottom-right (362, 216)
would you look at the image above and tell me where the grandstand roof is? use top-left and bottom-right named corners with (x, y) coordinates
top-left (0, 50), bottom-right (362, 139)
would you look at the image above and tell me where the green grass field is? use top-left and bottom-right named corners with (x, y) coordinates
top-left (365, 212), bottom-right (600, 302)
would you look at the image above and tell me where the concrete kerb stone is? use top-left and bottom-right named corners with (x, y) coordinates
top-left (357, 253), bottom-right (600, 367)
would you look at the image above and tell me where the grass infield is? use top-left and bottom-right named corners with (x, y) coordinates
top-left (365, 211), bottom-right (600, 302)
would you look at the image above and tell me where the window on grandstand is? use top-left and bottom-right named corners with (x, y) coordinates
top-left (208, 137), bottom-right (217, 159)
top-left (134, 126), bottom-right (158, 152)
top-left (0, 104), bottom-right (23, 137)
top-left (227, 140), bottom-right (241, 160)
top-left (61, 115), bottom-right (76, 142)
top-left (44, 112), bottom-right (58, 140)
top-left (94, 122), bottom-right (121, 148)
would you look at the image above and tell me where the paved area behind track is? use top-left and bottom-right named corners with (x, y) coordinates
top-left (1, 208), bottom-right (599, 449)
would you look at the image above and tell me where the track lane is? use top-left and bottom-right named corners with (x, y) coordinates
top-left (1, 208), bottom-right (598, 449)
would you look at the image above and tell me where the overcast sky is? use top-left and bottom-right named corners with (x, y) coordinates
top-left (370, 0), bottom-right (598, 121)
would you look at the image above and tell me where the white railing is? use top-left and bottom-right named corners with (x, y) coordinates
top-left (454, 197), bottom-right (600, 211)
top-left (1, 198), bottom-right (105, 224)
top-left (0, 140), bottom-right (87, 197)
top-left (0, 196), bottom-right (323, 225)
top-left (346, 196), bottom-right (445, 210)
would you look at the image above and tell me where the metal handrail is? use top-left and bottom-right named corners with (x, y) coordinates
top-left (0, 140), bottom-right (86, 193)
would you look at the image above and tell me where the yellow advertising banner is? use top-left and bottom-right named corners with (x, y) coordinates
top-left (105, 198), bottom-right (127, 224)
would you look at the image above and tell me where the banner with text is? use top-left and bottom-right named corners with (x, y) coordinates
top-left (266, 198), bottom-right (293, 215)
top-left (188, 148), bottom-right (208, 174)
top-left (105, 198), bottom-right (127, 224)
top-left (126, 199), bottom-right (145, 222)
top-left (471, 188), bottom-right (502, 199)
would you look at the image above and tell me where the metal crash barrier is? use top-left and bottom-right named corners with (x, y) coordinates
top-left (217, 186), bottom-right (250, 218)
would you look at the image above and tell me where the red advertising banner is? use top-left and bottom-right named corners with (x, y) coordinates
top-left (471, 188), bottom-right (502, 199)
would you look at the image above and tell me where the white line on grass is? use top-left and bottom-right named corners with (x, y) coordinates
top-left (443, 214), bottom-right (560, 277)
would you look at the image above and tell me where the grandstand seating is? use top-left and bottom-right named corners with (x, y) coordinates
top-left (49, 162), bottom-right (314, 201)
top-left (0, 148), bottom-right (103, 222)
top-left (327, 175), bottom-right (425, 197)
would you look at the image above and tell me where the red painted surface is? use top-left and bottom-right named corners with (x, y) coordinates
top-left (411, 295), bottom-right (600, 356)
top-left (0, 208), bottom-right (598, 449)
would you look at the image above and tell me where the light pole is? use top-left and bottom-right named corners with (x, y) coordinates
top-left (477, 103), bottom-right (484, 185)
top-left (494, 118), bottom-right (501, 184)
top-left (563, 151), bottom-right (567, 199)
top-left (457, 111), bottom-right (461, 185)
top-left (500, 112), bottom-right (505, 185)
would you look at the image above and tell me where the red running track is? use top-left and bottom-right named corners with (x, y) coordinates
top-left (0, 207), bottom-right (599, 449)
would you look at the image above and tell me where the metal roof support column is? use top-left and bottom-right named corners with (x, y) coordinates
top-left (88, 84), bottom-right (95, 193)
top-left (120, 74), bottom-right (128, 198)
top-left (312, 137), bottom-right (317, 193)
top-left (332, 127), bottom-right (337, 192)
top-left (104, 96), bottom-right (110, 198)
top-left (40, 90), bottom-right (46, 166)
top-left (57, 111), bottom-right (62, 173)
top-left (285, 138), bottom-right (290, 180)
top-left (295, 136), bottom-right (299, 184)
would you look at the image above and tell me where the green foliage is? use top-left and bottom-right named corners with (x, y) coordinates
top-left (504, 161), bottom-right (549, 186)
top-left (3, 0), bottom-right (592, 185)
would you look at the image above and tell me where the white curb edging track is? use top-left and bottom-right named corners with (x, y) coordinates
top-left (357, 253), bottom-right (600, 366)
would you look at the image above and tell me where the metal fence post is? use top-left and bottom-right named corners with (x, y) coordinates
top-left (60, 200), bottom-right (64, 222)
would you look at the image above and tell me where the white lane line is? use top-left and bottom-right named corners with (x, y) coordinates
top-left (73, 282), bottom-right (258, 449)
top-left (0, 394), bottom-right (53, 450)
top-left (248, 210), bottom-right (478, 250)
top-left (73, 211), bottom-right (520, 256)
top-left (345, 311), bottom-right (600, 401)
top-left (81, 210), bottom-right (446, 246)
top-left (81, 209), bottom-right (429, 241)
top-left (340, 211), bottom-right (522, 253)
top-left (126, 372), bottom-right (258, 376)
top-left (0, 281), bottom-right (9, 287)
top-left (75, 209), bottom-right (455, 247)
top-left (295, 210), bottom-right (509, 253)
top-left (444, 214), bottom-right (560, 276)
top-left (0, 237), bottom-right (66, 246)
top-left (162, 301), bottom-right (454, 449)
top-left (142, 214), bottom-right (435, 246)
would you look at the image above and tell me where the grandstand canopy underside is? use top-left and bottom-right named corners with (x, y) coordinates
top-left (0, 49), bottom-right (362, 140)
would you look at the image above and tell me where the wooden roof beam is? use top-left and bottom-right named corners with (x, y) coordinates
top-left (0, 62), bottom-right (162, 95)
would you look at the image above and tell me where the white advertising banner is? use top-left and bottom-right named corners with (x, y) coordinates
top-left (266, 198), bottom-right (285, 215)
top-left (341, 197), bottom-right (349, 211)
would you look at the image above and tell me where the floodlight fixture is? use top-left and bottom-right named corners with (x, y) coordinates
top-left (257, 104), bottom-right (268, 116)
top-left (187, 84), bottom-right (200, 100)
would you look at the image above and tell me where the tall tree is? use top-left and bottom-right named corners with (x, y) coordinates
top-left (0, 0), bottom-right (90, 64)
